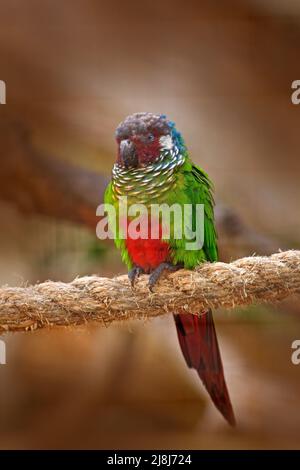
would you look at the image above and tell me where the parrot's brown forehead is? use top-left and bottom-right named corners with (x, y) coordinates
top-left (116, 112), bottom-right (170, 139)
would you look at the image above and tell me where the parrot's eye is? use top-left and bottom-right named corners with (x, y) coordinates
top-left (147, 133), bottom-right (155, 142)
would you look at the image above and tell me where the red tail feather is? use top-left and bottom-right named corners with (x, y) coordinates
top-left (174, 311), bottom-right (236, 426)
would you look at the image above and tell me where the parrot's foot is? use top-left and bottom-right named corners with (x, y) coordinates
top-left (148, 262), bottom-right (183, 292)
top-left (128, 265), bottom-right (144, 287)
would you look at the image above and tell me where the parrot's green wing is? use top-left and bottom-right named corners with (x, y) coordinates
top-left (169, 160), bottom-right (218, 268)
top-left (190, 164), bottom-right (218, 263)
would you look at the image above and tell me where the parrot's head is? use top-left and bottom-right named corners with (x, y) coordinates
top-left (115, 112), bottom-right (185, 169)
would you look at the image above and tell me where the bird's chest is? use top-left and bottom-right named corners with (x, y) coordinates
top-left (125, 214), bottom-right (170, 273)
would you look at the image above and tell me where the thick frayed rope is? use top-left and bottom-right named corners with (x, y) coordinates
top-left (0, 250), bottom-right (299, 332)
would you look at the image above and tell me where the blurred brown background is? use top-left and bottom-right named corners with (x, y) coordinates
top-left (0, 0), bottom-right (300, 449)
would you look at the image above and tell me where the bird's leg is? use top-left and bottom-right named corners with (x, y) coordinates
top-left (148, 262), bottom-right (183, 292)
top-left (128, 265), bottom-right (145, 287)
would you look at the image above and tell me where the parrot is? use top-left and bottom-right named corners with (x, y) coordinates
top-left (104, 112), bottom-right (235, 426)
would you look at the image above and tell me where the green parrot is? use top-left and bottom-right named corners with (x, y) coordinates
top-left (104, 112), bottom-right (235, 425)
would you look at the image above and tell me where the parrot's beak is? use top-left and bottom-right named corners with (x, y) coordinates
top-left (119, 139), bottom-right (138, 168)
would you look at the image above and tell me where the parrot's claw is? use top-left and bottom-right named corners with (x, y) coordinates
top-left (148, 262), bottom-right (182, 292)
top-left (128, 265), bottom-right (144, 287)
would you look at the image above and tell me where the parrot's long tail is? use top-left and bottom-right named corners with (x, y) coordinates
top-left (174, 310), bottom-right (236, 426)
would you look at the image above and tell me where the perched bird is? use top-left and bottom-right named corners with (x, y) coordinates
top-left (104, 112), bottom-right (235, 425)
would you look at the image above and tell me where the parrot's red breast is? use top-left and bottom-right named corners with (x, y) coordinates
top-left (125, 217), bottom-right (169, 273)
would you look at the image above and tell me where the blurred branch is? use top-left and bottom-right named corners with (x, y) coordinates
top-left (215, 205), bottom-right (283, 260)
top-left (0, 250), bottom-right (299, 333)
top-left (0, 116), bottom-right (108, 229)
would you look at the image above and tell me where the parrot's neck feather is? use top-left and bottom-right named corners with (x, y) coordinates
top-left (111, 145), bottom-right (185, 204)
